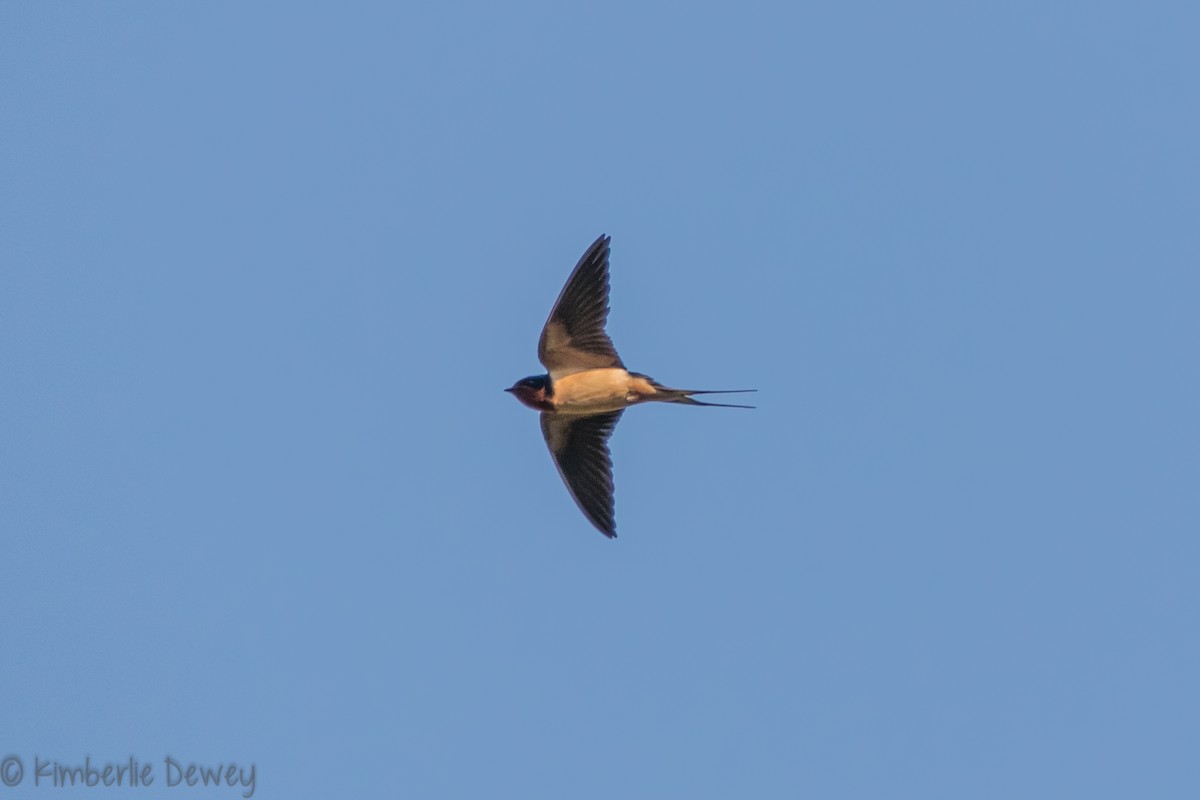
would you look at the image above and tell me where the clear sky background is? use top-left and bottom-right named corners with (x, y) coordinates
top-left (2, 2), bottom-right (1197, 798)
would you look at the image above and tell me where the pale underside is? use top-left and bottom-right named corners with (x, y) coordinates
top-left (548, 368), bottom-right (658, 415)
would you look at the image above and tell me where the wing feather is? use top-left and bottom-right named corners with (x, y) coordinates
top-left (537, 235), bottom-right (624, 379)
top-left (539, 410), bottom-right (623, 538)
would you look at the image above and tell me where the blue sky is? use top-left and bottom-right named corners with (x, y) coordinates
top-left (2, 2), bottom-right (1197, 797)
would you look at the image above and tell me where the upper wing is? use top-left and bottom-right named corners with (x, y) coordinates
top-left (537, 234), bottom-right (625, 379)
top-left (540, 410), bottom-right (624, 538)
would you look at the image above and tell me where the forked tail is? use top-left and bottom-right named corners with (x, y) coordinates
top-left (649, 380), bottom-right (758, 409)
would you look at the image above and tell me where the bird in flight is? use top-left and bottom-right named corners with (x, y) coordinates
top-left (506, 234), bottom-right (755, 538)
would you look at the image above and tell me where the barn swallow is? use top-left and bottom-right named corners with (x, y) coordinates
top-left (506, 234), bottom-right (755, 538)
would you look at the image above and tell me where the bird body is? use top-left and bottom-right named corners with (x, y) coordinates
top-left (553, 368), bottom-right (657, 413)
top-left (506, 234), bottom-right (754, 537)
top-left (510, 368), bottom-right (752, 415)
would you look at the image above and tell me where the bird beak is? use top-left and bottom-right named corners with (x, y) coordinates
top-left (503, 387), bottom-right (514, 393)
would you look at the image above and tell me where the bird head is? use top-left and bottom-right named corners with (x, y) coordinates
top-left (505, 375), bottom-right (553, 411)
